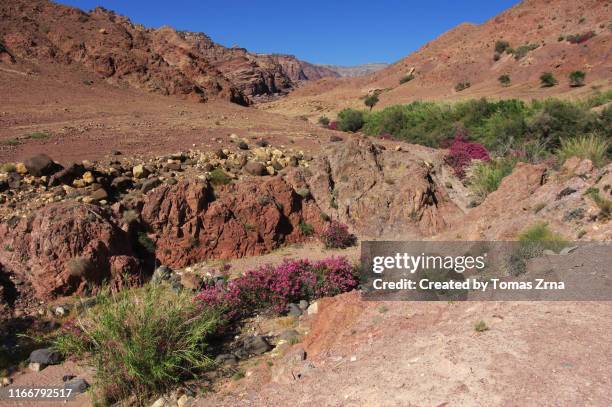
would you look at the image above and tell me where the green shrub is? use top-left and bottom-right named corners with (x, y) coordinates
top-left (498, 74), bottom-right (511, 86)
top-left (298, 220), bottom-right (314, 236)
top-left (26, 132), bottom-right (50, 140)
top-left (514, 43), bottom-right (539, 60)
top-left (585, 188), bottom-right (611, 220)
top-left (364, 93), bottom-right (379, 111)
top-left (569, 70), bottom-right (586, 87)
top-left (465, 158), bottom-right (516, 200)
top-left (337, 108), bottom-right (364, 132)
top-left (556, 134), bottom-right (609, 167)
top-left (208, 167), bottom-right (232, 186)
top-left (137, 232), bottom-right (156, 254)
top-left (53, 285), bottom-right (220, 404)
top-left (474, 320), bottom-right (489, 332)
top-left (494, 40), bottom-right (510, 54)
top-left (539, 72), bottom-right (558, 87)
top-left (318, 116), bottom-right (330, 126)
top-left (518, 222), bottom-right (567, 254)
top-left (455, 82), bottom-right (471, 92)
top-left (399, 74), bottom-right (414, 84)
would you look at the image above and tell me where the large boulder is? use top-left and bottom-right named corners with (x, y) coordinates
top-left (303, 136), bottom-right (460, 238)
top-left (0, 202), bottom-right (143, 298)
top-left (23, 154), bottom-right (63, 177)
top-left (141, 177), bottom-right (325, 267)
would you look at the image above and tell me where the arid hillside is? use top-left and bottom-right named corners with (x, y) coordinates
top-left (0, 0), bottom-right (338, 105)
top-left (262, 0), bottom-right (612, 118)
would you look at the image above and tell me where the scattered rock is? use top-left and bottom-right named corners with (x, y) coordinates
top-left (238, 335), bottom-right (273, 357)
top-left (286, 303), bottom-right (302, 317)
top-left (298, 300), bottom-right (309, 310)
top-left (24, 154), bottom-right (63, 177)
top-left (556, 187), bottom-right (577, 200)
top-left (238, 141), bottom-right (249, 150)
top-left (152, 265), bottom-right (173, 283)
top-left (132, 164), bottom-right (150, 179)
top-left (215, 353), bottom-right (238, 367)
top-left (64, 378), bottom-right (89, 393)
top-left (29, 348), bottom-right (62, 365)
top-left (279, 329), bottom-right (301, 342)
top-left (180, 272), bottom-right (203, 290)
top-left (90, 188), bottom-right (109, 202)
top-left (329, 135), bottom-right (343, 142)
top-left (244, 161), bottom-right (267, 176)
top-left (307, 301), bottom-right (319, 315)
top-left (141, 178), bottom-right (161, 193)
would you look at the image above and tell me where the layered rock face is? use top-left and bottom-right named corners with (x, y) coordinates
top-left (141, 177), bottom-right (325, 267)
top-left (299, 137), bottom-right (461, 238)
top-left (0, 202), bottom-right (142, 299)
top-left (0, 0), bottom-right (338, 104)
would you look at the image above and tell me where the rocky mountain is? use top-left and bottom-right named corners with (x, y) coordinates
top-left (265, 0), bottom-right (612, 116)
top-left (318, 63), bottom-right (389, 77)
top-left (0, 0), bottom-right (337, 105)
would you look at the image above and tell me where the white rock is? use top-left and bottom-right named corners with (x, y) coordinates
top-left (307, 301), bottom-right (319, 315)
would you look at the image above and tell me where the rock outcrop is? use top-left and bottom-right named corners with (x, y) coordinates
top-left (141, 177), bottom-right (325, 267)
top-left (299, 137), bottom-right (461, 238)
top-left (0, 202), bottom-right (143, 298)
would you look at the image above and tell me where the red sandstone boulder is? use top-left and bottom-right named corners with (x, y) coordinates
top-left (141, 178), bottom-right (325, 268)
top-left (0, 202), bottom-right (142, 299)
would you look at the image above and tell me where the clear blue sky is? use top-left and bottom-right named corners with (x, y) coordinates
top-left (57, 0), bottom-right (519, 66)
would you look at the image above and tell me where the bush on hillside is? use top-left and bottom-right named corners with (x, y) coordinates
top-left (444, 128), bottom-right (491, 178)
top-left (539, 72), bottom-right (558, 87)
top-left (556, 134), bottom-right (609, 167)
top-left (465, 157), bottom-right (516, 200)
top-left (569, 70), bottom-right (586, 87)
top-left (196, 257), bottom-right (358, 318)
top-left (337, 108), bottom-right (364, 132)
top-left (53, 285), bottom-right (220, 404)
top-left (514, 43), bottom-right (538, 60)
top-left (318, 115), bottom-right (330, 127)
top-left (498, 74), bottom-right (511, 87)
top-left (566, 31), bottom-right (596, 44)
top-left (455, 82), bottom-right (471, 92)
top-left (494, 40), bottom-right (510, 54)
top-left (320, 221), bottom-right (357, 249)
top-left (328, 120), bottom-right (338, 130)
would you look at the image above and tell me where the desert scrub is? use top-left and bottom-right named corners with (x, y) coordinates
top-left (196, 257), bottom-right (358, 319)
top-left (518, 222), bottom-right (568, 254)
top-left (318, 115), bottom-right (330, 127)
top-left (25, 132), bottom-right (50, 140)
top-left (454, 82), bottom-right (471, 92)
top-left (337, 108), bottom-right (364, 132)
top-left (569, 70), bottom-right (586, 87)
top-left (320, 221), bottom-right (356, 249)
top-left (399, 74), bottom-right (414, 84)
top-left (585, 188), bottom-right (611, 220)
top-left (208, 167), bottom-right (232, 185)
top-left (53, 285), bottom-right (221, 404)
top-left (498, 74), bottom-right (511, 86)
top-left (539, 72), bottom-right (558, 87)
top-left (474, 320), bottom-right (489, 332)
top-left (465, 157), bottom-right (516, 200)
top-left (298, 220), bottom-right (314, 236)
top-left (137, 231), bottom-right (156, 254)
top-left (556, 135), bottom-right (609, 168)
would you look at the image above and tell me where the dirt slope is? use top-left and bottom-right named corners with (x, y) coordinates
top-left (262, 0), bottom-right (612, 118)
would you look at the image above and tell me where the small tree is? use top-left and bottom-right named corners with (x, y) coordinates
top-left (364, 94), bottom-right (379, 111)
top-left (540, 72), bottom-right (558, 87)
top-left (498, 74), bottom-right (511, 87)
top-left (569, 70), bottom-right (586, 87)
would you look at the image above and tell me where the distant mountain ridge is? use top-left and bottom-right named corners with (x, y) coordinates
top-left (318, 63), bottom-right (390, 77)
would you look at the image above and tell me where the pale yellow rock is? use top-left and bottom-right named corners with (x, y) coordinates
top-left (82, 171), bottom-right (95, 184)
top-left (266, 166), bottom-right (276, 176)
top-left (73, 179), bottom-right (86, 188)
top-left (133, 164), bottom-right (148, 179)
top-left (15, 162), bottom-right (27, 174)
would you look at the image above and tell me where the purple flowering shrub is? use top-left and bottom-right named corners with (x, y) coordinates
top-left (444, 129), bottom-right (491, 178)
top-left (320, 221), bottom-right (356, 249)
top-left (195, 257), bottom-right (358, 319)
top-left (328, 121), bottom-right (338, 131)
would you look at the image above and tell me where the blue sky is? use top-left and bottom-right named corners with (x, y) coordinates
top-left (57, 0), bottom-right (519, 66)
